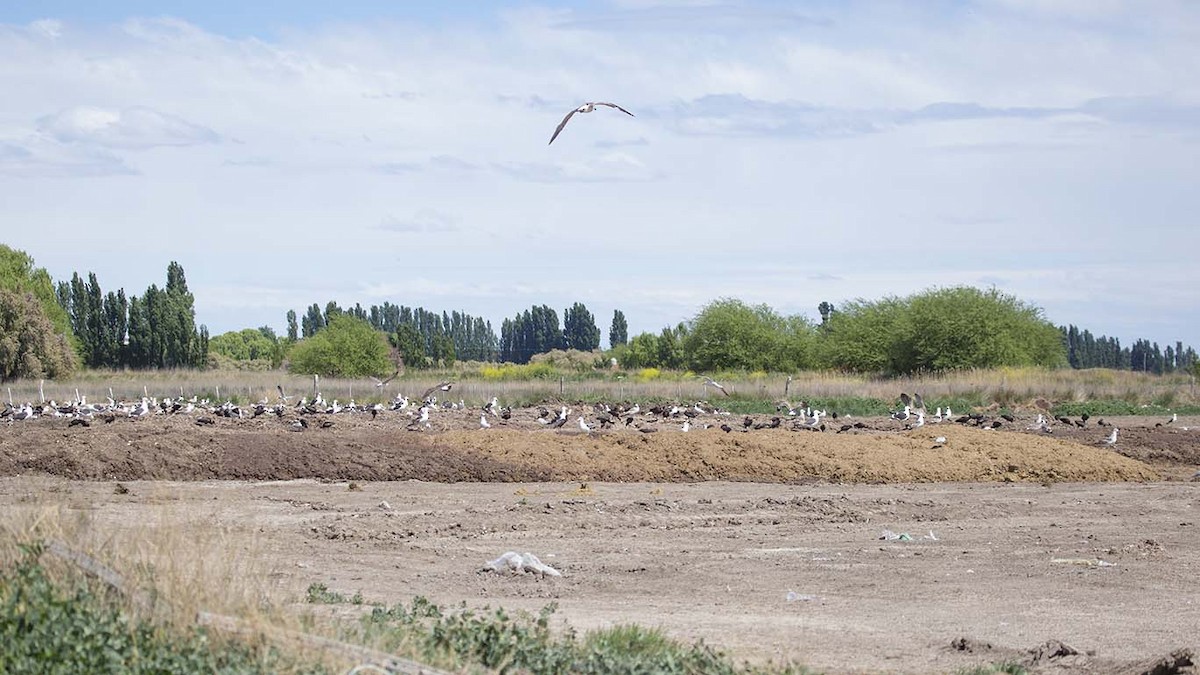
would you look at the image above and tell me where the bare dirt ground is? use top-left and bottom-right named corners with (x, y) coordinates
top-left (2, 409), bottom-right (1199, 674)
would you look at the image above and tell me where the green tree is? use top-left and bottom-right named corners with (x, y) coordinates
top-left (288, 314), bottom-right (391, 377)
top-left (0, 289), bottom-right (77, 381)
top-left (563, 302), bottom-right (601, 351)
top-left (616, 332), bottom-right (660, 369)
top-left (609, 310), bottom-right (628, 348)
top-left (817, 296), bottom-right (910, 373)
top-left (817, 286), bottom-right (1066, 375)
top-left (286, 310), bottom-right (298, 341)
top-left (210, 328), bottom-right (280, 362)
top-left (0, 245), bottom-right (72, 342)
top-left (393, 323), bottom-right (428, 369)
top-left (684, 298), bottom-right (814, 372)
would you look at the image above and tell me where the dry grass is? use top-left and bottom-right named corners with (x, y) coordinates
top-left (0, 482), bottom-right (381, 673)
top-left (4, 365), bottom-right (1197, 410)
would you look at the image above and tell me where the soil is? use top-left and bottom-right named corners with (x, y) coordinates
top-left (2, 407), bottom-right (1199, 673)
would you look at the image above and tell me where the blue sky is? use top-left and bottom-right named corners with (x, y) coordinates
top-left (2, 1), bottom-right (1198, 350)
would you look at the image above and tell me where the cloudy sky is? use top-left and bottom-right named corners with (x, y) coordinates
top-left (2, 1), bottom-right (1198, 349)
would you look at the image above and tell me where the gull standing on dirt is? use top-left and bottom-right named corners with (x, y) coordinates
top-left (1103, 428), bottom-right (1119, 445)
top-left (480, 413), bottom-right (491, 429)
top-left (578, 416), bottom-right (591, 433)
top-left (548, 101), bottom-right (635, 145)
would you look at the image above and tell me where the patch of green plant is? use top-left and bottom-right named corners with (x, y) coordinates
top-left (1051, 400), bottom-right (1200, 417)
top-left (356, 597), bottom-right (815, 675)
top-left (717, 396), bottom-right (890, 417)
top-left (305, 582), bottom-right (362, 605)
top-left (0, 542), bottom-right (322, 674)
top-left (956, 662), bottom-right (1027, 675)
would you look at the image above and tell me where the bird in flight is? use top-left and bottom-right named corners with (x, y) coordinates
top-left (702, 377), bottom-right (730, 396)
top-left (420, 381), bottom-right (454, 401)
top-left (370, 369), bottom-right (400, 388)
top-left (549, 102), bottom-right (635, 145)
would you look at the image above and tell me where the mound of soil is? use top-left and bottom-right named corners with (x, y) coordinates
top-left (0, 410), bottom-right (1163, 482)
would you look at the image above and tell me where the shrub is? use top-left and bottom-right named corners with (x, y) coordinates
top-left (287, 315), bottom-right (391, 378)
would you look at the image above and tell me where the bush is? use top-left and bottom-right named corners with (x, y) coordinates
top-left (0, 543), bottom-right (313, 674)
top-left (684, 299), bottom-right (815, 372)
top-left (287, 315), bottom-right (391, 378)
top-left (819, 287), bottom-right (1066, 375)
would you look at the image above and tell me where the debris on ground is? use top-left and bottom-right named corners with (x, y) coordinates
top-left (482, 551), bottom-right (562, 577)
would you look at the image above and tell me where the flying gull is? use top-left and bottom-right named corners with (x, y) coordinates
top-left (549, 102), bottom-right (635, 145)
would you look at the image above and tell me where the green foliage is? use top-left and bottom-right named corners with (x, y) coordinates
top-left (0, 543), bottom-right (316, 674)
top-left (615, 332), bottom-right (660, 370)
top-left (361, 597), bottom-right (808, 675)
top-left (304, 582), bottom-right (362, 605)
top-left (393, 323), bottom-right (429, 369)
top-left (59, 263), bottom-right (207, 370)
top-left (609, 310), bottom-right (628, 348)
top-left (0, 289), bottom-right (78, 381)
top-left (210, 328), bottom-right (284, 366)
top-left (288, 314), bottom-right (391, 377)
top-left (1051, 400), bottom-right (1200, 417)
top-left (501, 305), bottom-right (565, 364)
top-left (818, 296), bottom-right (909, 373)
top-left (684, 299), bottom-right (815, 372)
top-left (563, 302), bottom-right (601, 351)
top-left (0, 245), bottom-right (71, 342)
top-left (956, 663), bottom-right (1027, 675)
top-left (820, 287), bottom-right (1066, 375)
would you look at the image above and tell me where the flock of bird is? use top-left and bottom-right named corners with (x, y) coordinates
top-left (2, 379), bottom-right (1186, 447)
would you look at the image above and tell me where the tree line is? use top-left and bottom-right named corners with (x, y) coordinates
top-left (5, 241), bottom-right (1198, 381)
top-left (55, 262), bottom-right (208, 370)
top-left (1, 245), bottom-right (208, 381)
top-left (614, 288), bottom-right (1199, 377)
top-left (1060, 324), bottom-right (1197, 374)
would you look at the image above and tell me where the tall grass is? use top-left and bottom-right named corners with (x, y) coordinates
top-left (5, 365), bottom-right (1197, 413)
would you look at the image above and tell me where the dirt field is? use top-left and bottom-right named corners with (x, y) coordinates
top-left (2, 409), bottom-right (1199, 673)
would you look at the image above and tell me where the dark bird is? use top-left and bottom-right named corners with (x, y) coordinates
top-left (320, 419), bottom-right (335, 429)
top-left (420, 381), bottom-right (454, 401)
top-left (370, 369), bottom-right (400, 388)
top-left (837, 424), bottom-right (853, 434)
top-left (1001, 414), bottom-right (1015, 423)
top-left (68, 417), bottom-right (90, 427)
top-left (195, 416), bottom-right (215, 426)
top-left (548, 101), bottom-right (635, 145)
top-left (1056, 416), bottom-right (1073, 426)
top-left (720, 424), bottom-right (733, 433)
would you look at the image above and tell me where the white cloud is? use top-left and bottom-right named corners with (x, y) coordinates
top-left (37, 105), bottom-right (220, 150)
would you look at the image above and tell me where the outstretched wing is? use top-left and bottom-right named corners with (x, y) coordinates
top-left (420, 381), bottom-right (454, 401)
top-left (913, 393), bottom-right (925, 410)
top-left (596, 102), bottom-right (635, 117)
top-left (899, 392), bottom-right (912, 407)
top-left (548, 108), bottom-right (578, 145)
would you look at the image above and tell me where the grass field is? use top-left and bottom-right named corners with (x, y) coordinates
top-left (6, 365), bottom-right (1198, 417)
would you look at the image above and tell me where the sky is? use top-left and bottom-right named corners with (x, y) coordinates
top-left (2, 0), bottom-right (1198, 350)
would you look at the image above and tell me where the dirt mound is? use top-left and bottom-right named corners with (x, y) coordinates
top-left (0, 412), bottom-right (1160, 482)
